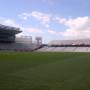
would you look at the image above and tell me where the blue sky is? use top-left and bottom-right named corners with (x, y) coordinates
top-left (0, 0), bottom-right (90, 43)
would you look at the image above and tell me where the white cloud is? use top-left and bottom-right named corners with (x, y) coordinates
top-left (0, 17), bottom-right (44, 36)
top-left (17, 27), bottom-right (43, 37)
top-left (16, 11), bottom-right (90, 41)
top-left (48, 29), bottom-right (57, 35)
top-left (31, 11), bottom-right (51, 22)
top-left (64, 17), bottom-right (90, 30)
top-left (47, 16), bottom-right (90, 40)
top-left (48, 29), bottom-right (63, 35)
top-left (55, 17), bottom-right (67, 24)
top-left (59, 16), bottom-right (90, 39)
top-left (31, 11), bottom-right (51, 27)
top-left (3, 19), bottom-right (20, 27)
top-left (19, 11), bottom-right (51, 28)
top-left (18, 13), bottom-right (31, 20)
top-left (26, 27), bottom-right (43, 33)
top-left (0, 17), bottom-right (20, 27)
top-left (0, 17), bottom-right (24, 37)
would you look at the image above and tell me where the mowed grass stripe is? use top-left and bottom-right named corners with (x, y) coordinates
top-left (0, 52), bottom-right (90, 90)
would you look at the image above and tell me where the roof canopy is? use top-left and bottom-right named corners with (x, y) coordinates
top-left (0, 24), bottom-right (22, 34)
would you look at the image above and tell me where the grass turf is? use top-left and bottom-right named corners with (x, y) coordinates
top-left (0, 52), bottom-right (90, 90)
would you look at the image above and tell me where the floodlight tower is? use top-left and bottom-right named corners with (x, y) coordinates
top-left (35, 37), bottom-right (42, 45)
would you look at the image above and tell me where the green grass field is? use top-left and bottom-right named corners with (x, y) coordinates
top-left (0, 52), bottom-right (90, 90)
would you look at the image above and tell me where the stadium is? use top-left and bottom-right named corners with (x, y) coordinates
top-left (1, 24), bottom-right (90, 52)
top-left (0, 24), bottom-right (42, 51)
top-left (37, 39), bottom-right (90, 52)
top-left (1, 24), bottom-right (90, 90)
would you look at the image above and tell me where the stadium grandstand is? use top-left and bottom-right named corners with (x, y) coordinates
top-left (1, 24), bottom-right (90, 52)
top-left (37, 39), bottom-right (90, 52)
top-left (0, 24), bottom-right (41, 51)
top-left (0, 24), bottom-right (22, 43)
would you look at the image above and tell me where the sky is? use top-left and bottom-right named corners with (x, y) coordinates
top-left (0, 0), bottom-right (90, 43)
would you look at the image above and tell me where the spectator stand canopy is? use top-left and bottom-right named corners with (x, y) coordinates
top-left (0, 24), bottom-right (22, 43)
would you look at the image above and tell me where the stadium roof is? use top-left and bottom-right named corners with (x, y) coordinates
top-left (0, 24), bottom-right (22, 34)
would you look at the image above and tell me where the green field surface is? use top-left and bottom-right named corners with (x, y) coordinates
top-left (0, 52), bottom-right (90, 90)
